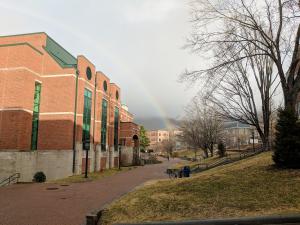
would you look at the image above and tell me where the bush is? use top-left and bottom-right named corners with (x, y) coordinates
top-left (273, 108), bottom-right (300, 168)
top-left (33, 171), bottom-right (46, 183)
top-left (218, 142), bottom-right (226, 157)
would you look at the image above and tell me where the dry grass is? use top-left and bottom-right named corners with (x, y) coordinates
top-left (50, 167), bottom-right (137, 184)
top-left (174, 149), bottom-right (199, 158)
top-left (101, 152), bottom-right (300, 224)
top-left (171, 155), bottom-right (223, 170)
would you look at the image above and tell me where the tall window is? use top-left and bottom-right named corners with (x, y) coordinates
top-left (31, 82), bottom-right (41, 150)
top-left (114, 107), bottom-right (119, 151)
top-left (82, 89), bottom-right (92, 150)
top-left (101, 99), bottom-right (108, 151)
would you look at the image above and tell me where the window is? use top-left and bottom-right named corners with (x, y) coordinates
top-left (31, 82), bottom-right (41, 150)
top-left (116, 90), bottom-right (119, 100)
top-left (103, 80), bottom-right (107, 92)
top-left (114, 107), bottom-right (119, 151)
top-left (82, 89), bottom-right (92, 150)
top-left (86, 67), bottom-right (92, 80)
top-left (101, 99), bottom-right (108, 151)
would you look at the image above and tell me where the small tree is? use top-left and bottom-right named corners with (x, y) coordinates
top-left (273, 108), bottom-right (300, 168)
top-left (139, 126), bottom-right (150, 151)
top-left (161, 139), bottom-right (176, 157)
top-left (217, 142), bottom-right (226, 158)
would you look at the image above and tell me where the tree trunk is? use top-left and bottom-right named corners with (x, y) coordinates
top-left (285, 89), bottom-right (298, 113)
top-left (203, 148), bottom-right (209, 158)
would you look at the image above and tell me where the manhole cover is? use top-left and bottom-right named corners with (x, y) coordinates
top-left (46, 187), bottom-right (59, 190)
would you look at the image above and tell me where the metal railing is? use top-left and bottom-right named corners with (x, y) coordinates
top-left (0, 173), bottom-right (20, 187)
top-left (191, 147), bottom-right (264, 174)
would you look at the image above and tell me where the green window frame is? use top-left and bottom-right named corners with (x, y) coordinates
top-left (114, 106), bottom-right (119, 151)
top-left (82, 89), bottom-right (92, 150)
top-left (31, 82), bottom-right (42, 150)
top-left (100, 99), bottom-right (108, 151)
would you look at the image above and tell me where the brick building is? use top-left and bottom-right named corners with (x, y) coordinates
top-left (146, 130), bottom-right (170, 148)
top-left (0, 32), bottom-right (138, 182)
top-left (119, 105), bottom-right (140, 166)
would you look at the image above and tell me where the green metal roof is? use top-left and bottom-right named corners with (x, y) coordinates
top-left (44, 36), bottom-right (77, 68)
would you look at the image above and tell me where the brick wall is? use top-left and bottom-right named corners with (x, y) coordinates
top-left (0, 32), bottom-right (134, 177)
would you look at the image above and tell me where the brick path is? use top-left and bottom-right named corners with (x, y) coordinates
top-left (0, 158), bottom-right (183, 225)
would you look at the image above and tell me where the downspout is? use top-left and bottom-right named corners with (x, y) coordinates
top-left (72, 68), bottom-right (79, 173)
top-left (92, 73), bottom-right (97, 150)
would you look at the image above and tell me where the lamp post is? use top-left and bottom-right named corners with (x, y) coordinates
top-left (118, 144), bottom-right (122, 170)
top-left (83, 140), bottom-right (90, 178)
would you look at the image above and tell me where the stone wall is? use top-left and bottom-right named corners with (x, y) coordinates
top-left (0, 150), bottom-right (73, 182)
top-left (120, 147), bottom-right (133, 166)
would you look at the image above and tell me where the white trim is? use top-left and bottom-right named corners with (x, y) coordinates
top-left (96, 89), bottom-right (109, 96)
top-left (35, 79), bottom-right (43, 84)
top-left (40, 112), bottom-right (75, 116)
top-left (0, 67), bottom-right (77, 78)
top-left (42, 74), bottom-right (76, 78)
top-left (0, 67), bottom-right (40, 76)
top-left (79, 77), bottom-right (94, 88)
top-left (0, 108), bottom-right (33, 113)
top-left (84, 86), bottom-right (93, 93)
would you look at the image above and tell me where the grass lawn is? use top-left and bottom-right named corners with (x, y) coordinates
top-left (101, 152), bottom-right (300, 224)
top-left (50, 167), bottom-right (137, 184)
top-left (173, 149), bottom-right (199, 158)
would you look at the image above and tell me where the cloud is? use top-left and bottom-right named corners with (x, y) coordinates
top-left (0, 0), bottom-right (200, 119)
top-left (121, 0), bottom-right (181, 23)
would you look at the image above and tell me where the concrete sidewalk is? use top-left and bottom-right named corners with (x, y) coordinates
top-left (0, 158), bottom-right (182, 225)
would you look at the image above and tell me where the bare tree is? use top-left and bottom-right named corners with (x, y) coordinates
top-left (178, 117), bottom-right (203, 159)
top-left (161, 138), bottom-right (176, 156)
top-left (179, 99), bottom-right (223, 157)
top-left (183, 0), bottom-right (300, 112)
top-left (202, 43), bottom-right (277, 150)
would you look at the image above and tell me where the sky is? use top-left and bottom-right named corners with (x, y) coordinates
top-left (0, 0), bottom-right (200, 120)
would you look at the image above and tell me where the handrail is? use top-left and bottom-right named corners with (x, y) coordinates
top-left (0, 173), bottom-right (20, 187)
top-left (191, 147), bottom-right (264, 174)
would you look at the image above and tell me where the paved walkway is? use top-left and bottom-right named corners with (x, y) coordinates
top-left (0, 158), bottom-right (183, 225)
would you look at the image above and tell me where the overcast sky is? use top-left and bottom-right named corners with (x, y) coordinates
top-left (0, 0), bottom-right (200, 119)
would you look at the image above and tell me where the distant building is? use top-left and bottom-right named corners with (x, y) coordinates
top-left (223, 121), bottom-right (259, 149)
top-left (146, 130), bottom-right (170, 148)
top-left (146, 129), bottom-right (185, 151)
